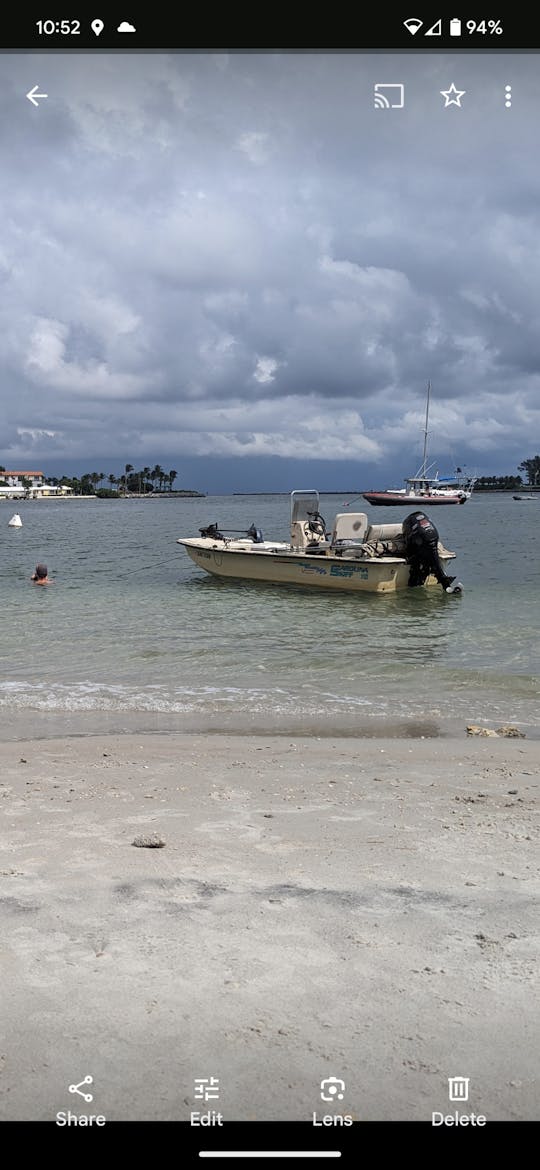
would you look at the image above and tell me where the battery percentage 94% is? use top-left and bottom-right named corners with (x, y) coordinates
top-left (466, 20), bottom-right (503, 34)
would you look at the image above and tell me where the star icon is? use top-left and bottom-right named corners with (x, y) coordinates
top-left (440, 82), bottom-right (466, 107)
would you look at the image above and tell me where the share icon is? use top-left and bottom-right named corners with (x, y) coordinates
top-left (69, 1075), bottom-right (94, 1102)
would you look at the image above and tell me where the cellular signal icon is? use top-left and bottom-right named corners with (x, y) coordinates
top-left (374, 84), bottom-right (405, 109)
top-left (403, 17), bottom-right (423, 35)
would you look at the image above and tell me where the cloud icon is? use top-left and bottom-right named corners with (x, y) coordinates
top-left (117, 21), bottom-right (136, 32)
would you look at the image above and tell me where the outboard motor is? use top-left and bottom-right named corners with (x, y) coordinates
top-left (402, 511), bottom-right (462, 593)
top-left (246, 524), bottom-right (264, 543)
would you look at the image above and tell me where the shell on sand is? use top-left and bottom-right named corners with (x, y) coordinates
top-left (132, 833), bottom-right (166, 848)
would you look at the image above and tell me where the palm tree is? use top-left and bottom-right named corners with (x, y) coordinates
top-left (124, 463), bottom-right (133, 497)
top-left (142, 467), bottom-right (151, 493)
top-left (152, 464), bottom-right (164, 493)
top-left (518, 456), bottom-right (540, 486)
top-left (169, 469), bottom-right (178, 492)
top-left (108, 474), bottom-right (117, 490)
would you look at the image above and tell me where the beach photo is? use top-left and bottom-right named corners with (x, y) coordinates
top-left (0, 49), bottom-right (538, 1126)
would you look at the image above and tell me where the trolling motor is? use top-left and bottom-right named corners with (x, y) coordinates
top-left (199, 522), bottom-right (226, 540)
top-left (199, 523), bottom-right (264, 542)
top-left (402, 512), bottom-right (462, 593)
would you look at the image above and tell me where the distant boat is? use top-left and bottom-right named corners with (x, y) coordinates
top-left (363, 382), bottom-right (476, 507)
top-left (513, 494), bottom-right (539, 501)
top-left (8, 513), bottom-right (22, 527)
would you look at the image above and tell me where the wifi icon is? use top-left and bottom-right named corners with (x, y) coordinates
top-left (404, 17), bottom-right (423, 35)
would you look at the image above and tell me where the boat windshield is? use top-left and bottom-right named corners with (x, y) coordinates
top-left (290, 490), bottom-right (320, 524)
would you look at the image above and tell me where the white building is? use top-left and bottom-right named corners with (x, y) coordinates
top-left (0, 470), bottom-right (72, 498)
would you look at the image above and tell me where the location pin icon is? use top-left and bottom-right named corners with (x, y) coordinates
top-left (91, 19), bottom-right (104, 36)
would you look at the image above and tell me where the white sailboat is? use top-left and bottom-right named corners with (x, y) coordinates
top-left (362, 382), bottom-right (475, 507)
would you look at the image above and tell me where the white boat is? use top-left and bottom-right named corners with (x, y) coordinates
top-left (363, 383), bottom-right (475, 507)
top-left (513, 494), bottom-right (539, 501)
top-left (178, 491), bottom-right (462, 595)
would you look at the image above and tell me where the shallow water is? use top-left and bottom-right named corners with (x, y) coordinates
top-left (1, 493), bottom-right (538, 738)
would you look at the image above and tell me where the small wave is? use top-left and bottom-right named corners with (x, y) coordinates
top-left (0, 679), bottom-right (376, 716)
top-left (0, 679), bottom-right (537, 727)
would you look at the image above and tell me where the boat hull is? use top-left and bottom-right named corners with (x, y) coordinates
top-left (362, 492), bottom-right (465, 507)
top-left (179, 540), bottom-right (454, 594)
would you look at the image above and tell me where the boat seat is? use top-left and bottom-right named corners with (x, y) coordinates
top-left (365, 523), bottom-right (403, 543)
top-left (331, 512), bottom-right (369, 544)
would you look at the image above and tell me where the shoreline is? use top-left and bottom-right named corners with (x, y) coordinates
top-left (0, 491), bottom-right (206, 501)
top-left (1, 708), bottom-right (538, 744)
top-left (1, 730), bottom-right (538, 1121)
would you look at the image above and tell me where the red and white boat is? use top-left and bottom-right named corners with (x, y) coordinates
top-left (363, 474), bottom-right (474, 507)
top-left (363, 383), bottom-right (475, 507)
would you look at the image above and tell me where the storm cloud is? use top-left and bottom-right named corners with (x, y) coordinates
top-left (1, 51), bottom-right (539, 488)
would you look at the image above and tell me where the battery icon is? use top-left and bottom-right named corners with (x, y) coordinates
top-left (450, 18), bottom-right (462, 36)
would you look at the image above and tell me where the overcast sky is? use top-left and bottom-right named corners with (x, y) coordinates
top-left (1, 51), bottom-right (539, 491)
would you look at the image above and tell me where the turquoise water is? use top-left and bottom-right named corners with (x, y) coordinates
top-left (1, 493), bottom-right (539, 738)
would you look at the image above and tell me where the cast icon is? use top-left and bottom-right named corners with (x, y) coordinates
top-left (374, 84), bottom-right (405, 109)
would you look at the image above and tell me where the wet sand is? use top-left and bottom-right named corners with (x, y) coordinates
top-left (0, 732), bottom-right (538, 1121)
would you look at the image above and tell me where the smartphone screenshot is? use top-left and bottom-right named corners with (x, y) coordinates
top-left (0, 14), bottom-right (537, 1158)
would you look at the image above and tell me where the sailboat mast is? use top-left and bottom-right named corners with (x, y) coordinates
top-left (421, 381), bottom-right (431, 478)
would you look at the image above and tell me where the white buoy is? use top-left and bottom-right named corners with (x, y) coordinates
top-left (8, 513), bottom-right (22, 527)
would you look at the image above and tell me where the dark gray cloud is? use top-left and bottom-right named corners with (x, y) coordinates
top-left (1, 51), bottom-right (539, 486)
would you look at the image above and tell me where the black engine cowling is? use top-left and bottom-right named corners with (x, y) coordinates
top-left (402, 511), bottom-right (456, 591)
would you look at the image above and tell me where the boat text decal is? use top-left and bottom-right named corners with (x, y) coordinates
top-left (330, 564), bottom-right (369, 579)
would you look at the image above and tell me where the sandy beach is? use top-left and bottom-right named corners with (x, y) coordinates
top-left (0, 731), bottom-right (538, 1122)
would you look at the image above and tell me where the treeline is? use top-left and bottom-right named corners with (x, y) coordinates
top-left (475, 475), bottom-right (523, 489)
top-left (476, 456), bottom-right (540, 490)
top-left (518, 456), bottom-right (540, 486)
top-left (49, 464), bottom-right (179, 495)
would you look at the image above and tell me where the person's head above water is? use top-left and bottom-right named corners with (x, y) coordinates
top-left (31, 563), bottom-right (51, 584)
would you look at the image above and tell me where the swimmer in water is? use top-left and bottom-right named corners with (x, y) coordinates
top-left (31, 563), bottom-right (53, 585)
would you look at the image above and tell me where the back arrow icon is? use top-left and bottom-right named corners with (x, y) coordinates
top-left (27, 85), bottom-right (48, 107)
